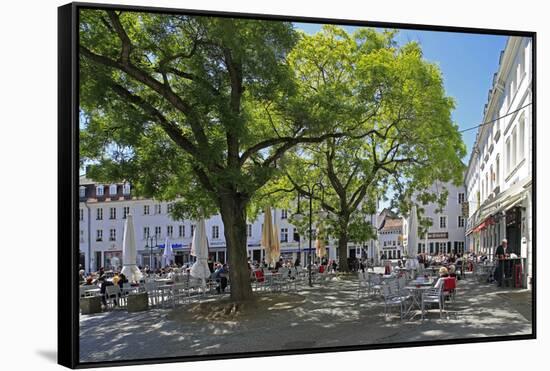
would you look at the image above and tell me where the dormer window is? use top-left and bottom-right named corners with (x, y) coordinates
top-left (96, 185), bottom-right (104, 197)
top-left (123, 182), bottom-right (131, 195)
top-left (109, 184), bottom-right (117, 196)
top-left (79, 186), bottom-right (86, 198)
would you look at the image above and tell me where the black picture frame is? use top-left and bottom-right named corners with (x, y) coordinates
top-left (58, 2), bottom-right (536, 368)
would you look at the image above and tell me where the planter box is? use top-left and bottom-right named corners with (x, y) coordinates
top-left (127, 292), bottom-right (149, 312)
top-left (80, 296), bottom-right (102, 314)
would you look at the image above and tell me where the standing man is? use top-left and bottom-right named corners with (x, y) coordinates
top-left (494, 239), bottom-right (508, 287)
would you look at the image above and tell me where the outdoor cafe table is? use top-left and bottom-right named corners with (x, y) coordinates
top-left (403, 280), bottom-right (435, 318)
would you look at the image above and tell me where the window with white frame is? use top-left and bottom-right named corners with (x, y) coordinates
top-left (123, 182), bottom-right (131, 195)
top-left (458, 216), bottom-right (465, 228)
top-left (179, 225), bottom-right (185, 237)
top-left (506, 137), bottom-right (511, 174)
top-left (96, 185), bottom-right (104, 196)
top-left (155, 204), bottom-right (162, 214)
top-left (123, 206), bottom-right (130, 219)
top-left (96, 229), bottom-right (103, 241)
top-left (109, 228), bottom-right (116, 241)
top-left (485, 173), bottom-right (489, 198)
top-left (96, 208), bottom-right (103, 220)
top-left (79, 208), bottom-right (83, 221)
top-left (167, 203), bottom-right (174, 213)
top-left (109, 207), bottom-right (116, 219)
top-left (511, 127), bottom-right (517, 169)
top-left (143, 205), bottom-right (150, 215)
top-left (167, 225), bottom-right (173, 237)
top-left (458, 192), bottom-right (465, 204)
top-left (79, 186), bottom-right (86, 198)
top-left (496, 156), bottom-right (500, 185)
top-left (439, 216), bottom-right (447, 229)
top-left (212, 225), bottom-right (219, 239)
top-left (281, 228), bottom-right (288, 242)
top-left (155, 226), bottom-right (162, 238)
top-left (191, 225), bottom-right (196, 237)
top-left (519, 114), bottom-right (525, 160)
top-left (520, 47), bottom-right (526, 77)
top-left (109, 184), bottom-right (117, 195)
top-left (490, 165), bottom-right (494, 191)
top-left (143, 227), bottom-right (150, 239)
top-left (247, 224), bottom-right (252, 237)
top-left (281, 209), bottom-right (288, 219)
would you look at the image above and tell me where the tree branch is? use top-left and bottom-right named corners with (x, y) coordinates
top-left (109, 83), bottom-right (202, 159)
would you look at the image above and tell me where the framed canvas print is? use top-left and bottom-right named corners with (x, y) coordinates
top-left (58, 2), bottom-right (536, 368)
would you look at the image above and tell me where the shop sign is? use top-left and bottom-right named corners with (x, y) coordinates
top-left (428, 232), bottom-right (448, 239)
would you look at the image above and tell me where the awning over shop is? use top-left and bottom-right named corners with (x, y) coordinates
top-left (472, 216), bottom-right (496, 233)
top-left (466, 176), bottom-right (531, 235)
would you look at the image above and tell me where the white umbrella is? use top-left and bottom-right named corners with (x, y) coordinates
top-left (162, 237), bottom-right (174, 267)
top-left (406, 205), bottom-right (419, 270)
top-left (190, 219), bottom-right (211, 289)
top-left (261, 207), bottom-right (276, 266)
top-left (272, 210), bottom-right (281, 265)
top-left (121, 215), bottom-right (143, 283)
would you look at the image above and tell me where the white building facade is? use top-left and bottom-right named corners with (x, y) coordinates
top-left (79, 177), bottom-right (377, 271)
top-left (464, 36), bottom-right (533, 288)
top-left (414, 181), bottom-right (467, 256)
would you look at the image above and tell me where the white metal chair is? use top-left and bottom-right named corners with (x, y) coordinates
top-left (357, 271), bottom-right (369, 298)
top-left (368, 274), bottom-right (383, 296)
top-left (381, 284), bottom-right (410, 320)
top-left (421, 283), bottom-right (444, 320)
top-left (105, 285), bottom-right (125, 309)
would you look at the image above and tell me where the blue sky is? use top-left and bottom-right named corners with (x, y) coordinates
top-left (294, 23), bottom-right (508, 161)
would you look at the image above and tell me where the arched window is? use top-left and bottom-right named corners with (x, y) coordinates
top-left (109, 184), bottom-right (117, 195)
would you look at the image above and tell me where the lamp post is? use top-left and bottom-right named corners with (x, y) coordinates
top-left (146, 235), bottom-right (158, 272)
top-left (292, 183), bottom-right (327, 287)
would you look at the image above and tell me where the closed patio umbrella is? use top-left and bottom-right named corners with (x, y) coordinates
top-left (272, 209), bottom-right (281, 265)
top-left (315, 224), bottom-right (326, 260)
top-left (261, 206), bottom-right (276, 267)
top-left (162, 237), bottom-right (174, 268)
top-left (190, 219), bottom-right (211, 289)
top-left (121, 214), bottom-right (143, 283)
top-left (406, 205), bottom-right (419, 270)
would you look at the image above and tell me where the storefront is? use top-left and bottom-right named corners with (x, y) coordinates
top-left (104, 250), bottom-right (122, 270)
top-left (506, 206), bottom-right (522, 256)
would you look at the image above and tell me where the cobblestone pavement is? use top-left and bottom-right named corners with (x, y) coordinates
top-left (79, 272), bottom-right (532, 362)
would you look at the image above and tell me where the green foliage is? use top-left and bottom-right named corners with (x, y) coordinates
top-left (257, 26), bottom-right (465, 252)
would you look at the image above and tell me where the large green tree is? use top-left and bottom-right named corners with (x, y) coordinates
top-left (260, 26), bottom-right (466, 271)
top-left (79, 10), bottom-right (364, 300)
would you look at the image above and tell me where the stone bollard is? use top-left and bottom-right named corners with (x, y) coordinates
top-left (80, 296), bottom-right (102, 314)
top-left (127, 292), bottom-right (149, 312)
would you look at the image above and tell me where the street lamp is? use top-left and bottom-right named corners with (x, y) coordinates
top-left (292, 183), bottom-right (326, 287)
top-left (146, 235), bottom-right (158, 272)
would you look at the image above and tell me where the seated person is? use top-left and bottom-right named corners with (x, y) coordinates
top-left (212, 264), bottom-right (228, 294)
top-left (434, 267), bottom-right (449, 289)
top-left (81, 276), bottom-right (95, 287)
top-left (448, 265), bottom-right (457, 278)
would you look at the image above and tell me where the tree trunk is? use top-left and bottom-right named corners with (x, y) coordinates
top-left (219, 194), bottom-right (253, 301)
top-left (337, 218), bottom-right (350, 272)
